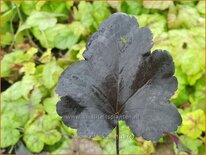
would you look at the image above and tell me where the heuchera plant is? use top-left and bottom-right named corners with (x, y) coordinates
top-left (56, 13), bottom-right (182, 154)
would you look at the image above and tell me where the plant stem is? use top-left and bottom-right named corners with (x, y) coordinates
top-left (26, 30), bottom-right (43, 53)
top-left (8, 145), bottom-right (14, 154)
top-left (116, 122), bottom-right (119, 155)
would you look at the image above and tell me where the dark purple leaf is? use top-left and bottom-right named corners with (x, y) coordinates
top-left (56, 13), bottom-right (182, 141)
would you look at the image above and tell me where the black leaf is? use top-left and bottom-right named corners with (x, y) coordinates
top-left (56, 12), bottom-right (182, 141)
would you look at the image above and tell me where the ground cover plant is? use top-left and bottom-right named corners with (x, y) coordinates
top-left (1, 0), bottom-right (205, 154)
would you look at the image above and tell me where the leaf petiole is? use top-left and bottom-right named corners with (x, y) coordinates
top-left (116, 122), bottom-right (119, 155)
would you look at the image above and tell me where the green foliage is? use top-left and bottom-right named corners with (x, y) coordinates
top-left (143, 1), bottom-right (173, 10)
top-left (180, 109), bottom-right (205, 139)
top-left (1, 0), bottom-right (205, 154)
top-left (23, 114), bottom-right (61, 152)
top-left (1, 113), bottom-right (21, 148)
top-left (1, 48), bottom-right (37, 78)
top-left (174, 135), bottom-right (204, 154)
top-left (121, 1), bottom-right (143, 15)
top-left (25, 11), bottom-right (65, 31)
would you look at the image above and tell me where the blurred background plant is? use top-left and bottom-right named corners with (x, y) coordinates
top-left (1, 0), bottom-right (205, 154)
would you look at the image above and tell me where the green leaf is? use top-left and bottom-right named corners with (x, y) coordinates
top-left (119, 121), bottom-right (137, 148)
top-left (74, 1), bottom-right (110, 32)
top-left (1, 128), bottom-right (20, 148)
top-left (43, 61), bottom-right (63, 89)
top-left (54, 29), bottom-right (79, 50)
top-left (141, 141), bottom-right (155, 154)
top-left (190, 27), bottom-right (205, 50)
top-left (92, 2), bottom-right (111, 29)
top-left (43, 94), bottom-right (60, 119)
top-left (137, 13), bottom-right (167, 38)
top-left (24, 114), bottom-right (61, 153)
top-left (1, 21), bottom-right (14, 46)
top-left (1, 31), bottom-right (13, 46)
top-left (180, 109), bottom-right (205, 138)
top-left (1, 7), bottom-right (16, 25)
top-left (16, 23), bottom-right (30, 36)
top-left (3, 75), bottom-right (35, 100)
top-left (178, 1), bottom-right (196, 7)
top-left (100, 132), bottom-right (116, 154)
top-left (1, 94), bottom-right (40, 128)
top-left (1, 50), bottom-right (23, 77)
top-left (20, 1), bottom-right (36, 15)
top-left (189, 77), bottom-right (205, 111)
top-left (76, 42), bottom-right (86, 60)
top-left (180, 49), bottom-right (204, 85)
top-left (30, 87), bottom-right (43, 105)
top-left (120, 145), bottom-right (140, 154)
top-left (175, 135), bottom-right (203, 154)
top-left (23, 133), bottom-right (44, 153)
top-left (35, 1), bottom-right (47, 10)
top-left (39, 2), bottom-right (69, 17)
top-left (74, 2), bottom-right (93, 28)
top-left (167, 29), bottom-right (204, 85)
top-left (26, 11), bottom-right (65, 31)
top-left (40, 130), bottom-right (61, 145)
top-left (50, 139), bottom-right (71, 154)
top-left (119, 122), bottom-right (154, 154)
top-left (171, 68), bottom-right (189, 106)
top-left (31, 24), bottom-right (79, 49)
top-left (56, 41), bottom-right (86, 68)
top-left (3, 81), bottom-right (22, 100)
top-left (143, 1), bottom-right (173, 10)
top-left (69, 21), bottom-right (88, 36)
top-left (66, 1), bottom-right (74, 10)
top-left (120, 1), bottom-right (143, 15)
top-left (196, 1), bottom-right (205, 15)
top-left (1, 114), bottom-right (21, 148)
top-left (22, 62), bottom-right (36, 75)
top-left (39, 48), bottom-right (53, 63)
top-left (61, 124), bottom-right (77, 136)
top-left (1, 1), bottom-right (9, 13)
top-left (1, 48), bottom-right (37, 78)
top-left (168, 5), bottom-right (203, 29)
